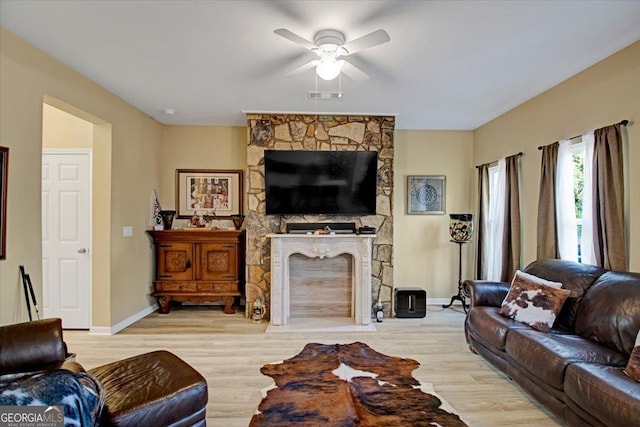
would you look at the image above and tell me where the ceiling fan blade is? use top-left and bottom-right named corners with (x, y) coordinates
top-left (274, 28), bottom-right (317, 51)
top-left (342, 29), bottom-right (390, 55)
top-left (341, 61), bottom-right (369, 82)
top-left (284, 60), bottom-right (318, 77)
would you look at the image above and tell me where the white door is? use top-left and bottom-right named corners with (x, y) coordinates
top-left (42, 150), bottom-right (91, 329)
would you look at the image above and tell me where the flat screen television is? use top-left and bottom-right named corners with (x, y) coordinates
top-left (264, 150), bottom-right (378, 215)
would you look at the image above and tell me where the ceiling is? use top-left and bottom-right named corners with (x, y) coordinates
top-left (1, 1), bottom-right (640, 130)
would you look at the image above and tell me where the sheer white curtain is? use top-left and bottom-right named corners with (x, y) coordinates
top-left (581, 132), bottom-right (597, 265)
top-left (556, 139), bottom-right (578, 261)
top-left (486, 158), bottom-right (505, 281)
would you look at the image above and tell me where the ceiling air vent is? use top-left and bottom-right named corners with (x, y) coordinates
top-left (308, 91), bottom-right (344, 100)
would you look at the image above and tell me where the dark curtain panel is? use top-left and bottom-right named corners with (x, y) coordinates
top-left (537, 142), bottom-right (559, 260)
top-left (592, 124), bottom-right (626, 271)
top-left (476, 164), bottom-right (490, 280)
top-left (500, 154), bottom-right (521, 281)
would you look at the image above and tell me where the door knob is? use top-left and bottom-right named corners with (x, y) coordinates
top-left (78, 248), bottom-right (87, 253)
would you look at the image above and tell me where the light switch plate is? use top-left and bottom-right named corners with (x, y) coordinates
top-left (123, 226), bottom-right (133, 237)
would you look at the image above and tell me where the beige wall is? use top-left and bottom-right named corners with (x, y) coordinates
top-left (474, 41), bottom-right (640, 271)
top-left (0, 27), bottom-right (163, 327)
top-left (394, 130), bottom-right (475, 299)
top-left (159, 125), bottom-right (247, 229)
top-left (42, 104), bottom-right (93, 148)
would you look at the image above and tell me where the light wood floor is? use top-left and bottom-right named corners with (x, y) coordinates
top-left (64, 306), bottom-right (562, 427)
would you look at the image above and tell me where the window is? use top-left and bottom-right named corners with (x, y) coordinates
top-left (485, 159), bottom-right (505, 281)
top-left (571, 141), bottom-right (585, 262)
top-left (558, 135), bottom-right (594, 265)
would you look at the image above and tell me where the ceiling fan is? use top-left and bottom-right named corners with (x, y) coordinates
top-left (274, 28), bottom-right (390, 82)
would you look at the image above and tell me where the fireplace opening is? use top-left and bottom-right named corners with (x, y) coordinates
top-left (289, 253), bottom-right (353, 318)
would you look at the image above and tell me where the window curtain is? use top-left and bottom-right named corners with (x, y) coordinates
top-left (592, 123), bottom-right (626, 271)
top-left (537, 142), bottom-right (559, 259)
top-left (476, 164), bottom-right (490, 280)
top-left (500, 154), bottom-right (521, 282)
top-left (556, 139), bottom-right (578, 261)
top-left (581, 132), bottom-right (597, 265)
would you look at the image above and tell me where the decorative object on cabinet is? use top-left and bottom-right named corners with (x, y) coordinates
top-left (151, 189), bottom-right (164, 230)
top-left (147, 229), bottom-right (246, 314)
top-left (175, 169), bottom-right (243, 219)
top-left (0, 146), bottom-right (7, 259)
top-left (231, 214), bottom-right (245, 230)
top-left (188, 211), bottom-right (217, 228)
top-left (407, 175), bottom-right (445, 215)
top-left (159, 210), bottom-right (176, 230)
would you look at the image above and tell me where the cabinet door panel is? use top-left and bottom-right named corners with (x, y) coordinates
top-left (200, 243), bottom-right (237, 281)
top-left (157, 243), bottom-right (193, 280)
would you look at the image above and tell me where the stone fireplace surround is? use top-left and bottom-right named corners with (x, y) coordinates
top-left (245, 114), bottom-right (395, 322)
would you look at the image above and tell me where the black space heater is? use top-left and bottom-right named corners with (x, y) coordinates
top-left (394, 287), bottom-right (426, 318)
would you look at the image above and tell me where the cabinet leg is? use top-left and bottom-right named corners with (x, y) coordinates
top-left (158, 296), bottom-right (171, 314)
top-left (223, 296), bottom-right (235, 314)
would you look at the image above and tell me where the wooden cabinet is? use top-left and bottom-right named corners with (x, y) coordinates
top-left (147, 229), bottom-right (245, 314)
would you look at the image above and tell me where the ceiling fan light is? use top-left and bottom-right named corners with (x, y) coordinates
top-left (316, 57), bottom-right (343, 80)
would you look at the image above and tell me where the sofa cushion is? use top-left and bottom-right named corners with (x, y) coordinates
top-left (466, 306), bottom-right (529, 351)
top-left (524, 259), bottom-right (606, 333)
top-left (565, 362), bottom-right (640, 427)
top-left (499, 271), bottom-right (570, 332)
top-left (505, 364), bottom-right (566, 418)
top-left (575, 270), bottom-right (640, 356)
top-left (505, 329), bottom-right (628, 390)
top-left (623, 329), bottom-right (640, 382)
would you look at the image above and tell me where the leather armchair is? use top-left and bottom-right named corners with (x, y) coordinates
top-left (0, 318), bottom-right (207, 427)
top-left (0, 318), bottom-right (83, 375)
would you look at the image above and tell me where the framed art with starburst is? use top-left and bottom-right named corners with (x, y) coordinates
top-left (407, 175), bottom-right (446, 215)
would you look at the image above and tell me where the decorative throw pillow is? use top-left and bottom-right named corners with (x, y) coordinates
top-left (623, 328), bottom-right (640, 382)
top-left (498, 270), bottom-right (571, 332)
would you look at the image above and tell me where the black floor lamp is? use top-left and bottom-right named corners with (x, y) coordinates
top-left (443, 214), bottom-right (473, 313)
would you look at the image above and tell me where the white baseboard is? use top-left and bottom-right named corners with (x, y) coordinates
top-left (89, 303), bottom-right (158, 335)
top-left (427, 298), bottom-right (454, 306)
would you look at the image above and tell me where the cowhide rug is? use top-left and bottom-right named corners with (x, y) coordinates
top-left (249, 342), bottom-right (467, 427)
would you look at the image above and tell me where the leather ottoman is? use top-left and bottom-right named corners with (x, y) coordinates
top-left (89, 350), bottom-right (207, 427)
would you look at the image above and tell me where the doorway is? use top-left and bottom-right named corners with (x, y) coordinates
top-left (41, 102), bottom-right (94, 329)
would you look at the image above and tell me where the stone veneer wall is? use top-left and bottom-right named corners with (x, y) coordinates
top-left (245, 114), bottom-right (395, 319)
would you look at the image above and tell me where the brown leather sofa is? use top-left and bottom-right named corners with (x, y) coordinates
top-left (0, 318), bottom-right (208, 426)
top-left (464, 259), bottom-right (640, 427)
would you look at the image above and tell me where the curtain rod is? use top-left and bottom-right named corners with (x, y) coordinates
top-left (537, 119), bottom-right (629, 150)
top-left (475, 152), bottom-right (523, 169)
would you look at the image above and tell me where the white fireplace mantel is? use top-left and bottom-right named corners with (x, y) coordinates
top-left (268, 234), bottom-right (375, 330)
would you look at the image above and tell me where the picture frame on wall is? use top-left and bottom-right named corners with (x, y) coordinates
top-left (407, 175), bottom-right (446, 215)
top-left (175, 169), bottom-right (243, 219)
top-left (0, 146), bottom-right (8, 259)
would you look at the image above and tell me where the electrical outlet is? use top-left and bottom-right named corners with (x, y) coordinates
top-left (123, 226), bottom-right (133, 237)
